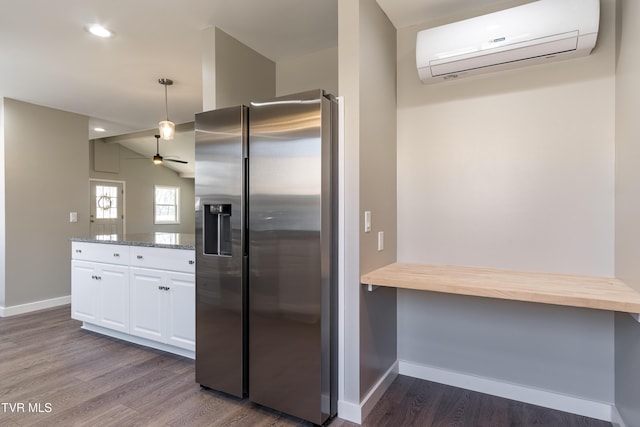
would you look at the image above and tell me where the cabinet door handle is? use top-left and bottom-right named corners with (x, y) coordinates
top-left (188, 260), bottom-right (195, 265)
top-left (137, 255), bottom-right (143, 260)
top-left (75, 249), bottom-right (82, 253)
top-left (158, 285), bottom-right (163, 290)
top-left (113, 253), bottom-right (120, 257)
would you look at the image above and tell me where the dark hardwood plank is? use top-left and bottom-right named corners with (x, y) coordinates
top-left (360, 375), bottom-right (416, 426)
top-left (0, 306), bottom-right (613, 427)
top-left (361, 376), bottom-right (611, 427)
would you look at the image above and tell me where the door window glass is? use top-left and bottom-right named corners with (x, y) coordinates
top-left (95, 185), bottom-right (119, 219)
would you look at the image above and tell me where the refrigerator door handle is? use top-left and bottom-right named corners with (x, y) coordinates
top-left (243, 157), bottom-right (249, 257)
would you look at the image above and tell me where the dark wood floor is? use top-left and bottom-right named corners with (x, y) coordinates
top-left (358, 376), bottom-right (611, 427)
top-left (0, 306), bottom-right (611, 427)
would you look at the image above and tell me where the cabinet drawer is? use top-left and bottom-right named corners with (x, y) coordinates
top-left (72, 242), bottom-right (130, 265)
top-left (129, 246), bottom-right (195, 273)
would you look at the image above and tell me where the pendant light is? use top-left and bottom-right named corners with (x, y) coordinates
top-left (158, 78), bottom-right (175, 140)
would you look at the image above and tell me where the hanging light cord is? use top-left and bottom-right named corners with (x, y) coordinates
top-left (164, 83), bottom-right (170, 121)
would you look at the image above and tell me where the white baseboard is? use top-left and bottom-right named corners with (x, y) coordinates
top-left (361, 361), bottom-right (399, 421)
top-left (337, 399), bottom-right (362, 425)
top-left (611, 406), bottom-right (628, 427)
top-left (399, 360), bottom-right (613, 422)
top-left (81, 323), bottom-right (195, 359)
top-left (337, 360), bottom-right (399, 425)
top-left (0, 295), bottom-right (70, 317)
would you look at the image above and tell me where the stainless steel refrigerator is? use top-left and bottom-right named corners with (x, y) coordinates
top-left (194, 90), bottom-right (338, 425)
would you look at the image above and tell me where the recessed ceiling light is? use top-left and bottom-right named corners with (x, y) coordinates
top-left (86, 24), bottom-right (114, 38)
top-left (94, 127), bottom-right (106, 132)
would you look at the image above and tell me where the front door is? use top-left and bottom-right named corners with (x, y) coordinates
top-left (90, 180), bottom-right (124, 237)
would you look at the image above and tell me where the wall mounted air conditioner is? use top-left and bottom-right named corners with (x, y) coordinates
top-left (416, 0), bottom-right (600, 84)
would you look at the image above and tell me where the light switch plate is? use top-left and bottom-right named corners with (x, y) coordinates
top-left (364, 211), bottom-right (372, 233)
top-left (378, 231), bottom-right (384, 251)
top-left (69, 212), bottom-right (78, 223)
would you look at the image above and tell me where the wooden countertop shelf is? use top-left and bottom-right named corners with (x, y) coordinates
top-left (361, 262), bottom-right (640, 314)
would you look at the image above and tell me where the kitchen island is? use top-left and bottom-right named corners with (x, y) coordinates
top-left (70, 233), bottom-right (195, 358)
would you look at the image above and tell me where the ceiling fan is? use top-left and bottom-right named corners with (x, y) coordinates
top-left (153, 134), bottom-right (188, 165)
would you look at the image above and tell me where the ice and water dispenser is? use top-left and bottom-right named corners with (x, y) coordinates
top-left (203, 203), bottom-right (232, 256)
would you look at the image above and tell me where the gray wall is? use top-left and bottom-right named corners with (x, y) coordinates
top-left (276, 47), bottom-right (338, 97)
top-left (399, 292), bottom-right (614, 400)
top-left (339, 0), bottom-right (398, 404)
top-left (338, 0), bottom-right (362, 402)
top-left (357, 0), bottom-right (397, 401)
top-left (614, 0), bottom-right (640, 425)
top-left (90, 141), bottom-right (195, 234)
top-left (204, 26), bottom-right (337, 109)
top-left (395, 0), bottom-right (616, 404)
top-left (615, 313), bottom-right (640, 425)
top-left (3, 98), bottom-right (89, 306)
top-left (202, 27), bottom-right (276, 111)
top-left (0, 100), bottom-right (5, 307)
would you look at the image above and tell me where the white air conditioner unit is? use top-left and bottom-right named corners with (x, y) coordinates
top-left (416, 0), bottom-right (599, 84)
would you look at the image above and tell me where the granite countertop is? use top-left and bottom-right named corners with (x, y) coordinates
top-left (70, 232), bottom-right (195, 250)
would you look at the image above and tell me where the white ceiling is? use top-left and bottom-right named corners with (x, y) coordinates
top-left (0, 0), bottom-right (339, 140)
top-left (377, 0), bottom-right (535, 29)
top-left (0, 0), bottom-right (527, 176)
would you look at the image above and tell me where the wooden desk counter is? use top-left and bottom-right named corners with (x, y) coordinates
top-left (361, 262), bottom-right (640, 314)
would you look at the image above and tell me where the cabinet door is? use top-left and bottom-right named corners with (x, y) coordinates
top-left (129, 268), bottom-right (164, 341)
top-left (98, 264), bottom-right (129, 333)
top-left (71, 260), bottom-right (99, 323)
top-left (164, 272), bottom-right (195, 351)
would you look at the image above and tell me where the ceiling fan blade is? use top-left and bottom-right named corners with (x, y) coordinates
top-left (165, 158), bottom-right (188, 164)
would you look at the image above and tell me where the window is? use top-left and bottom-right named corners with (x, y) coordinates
top-left (154, 185), bottom-right (180, 224)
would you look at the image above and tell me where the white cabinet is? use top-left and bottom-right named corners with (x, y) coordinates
top-left (71, 260), bottom-right (99, 323)
top-left (71, 261), bottom-right (129, 332)
top-left (71, 243), bottom-right (129, 333)
top-left (165, 272), bottom-right (196, 350)
top-left (98, 265), bottom-right (129, 332)
top-left (130, 268), bottom-right (195, 351)
top-left (129, 268), bottom-right (164, 341)
top-left (128, 245), bottom-right (195, 351)
top-left (71, 241), bottom-right (195, 357)
top-left (129, 245), bottom-right (195, 273)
